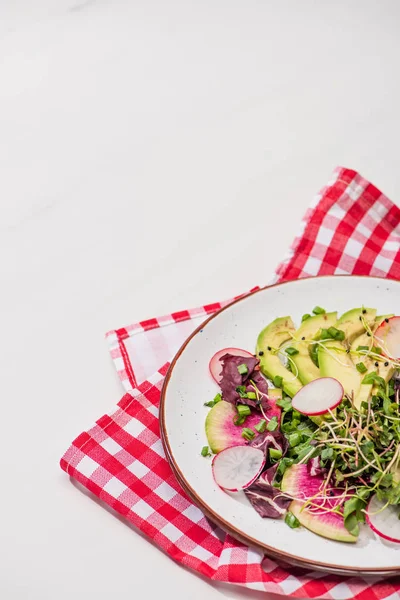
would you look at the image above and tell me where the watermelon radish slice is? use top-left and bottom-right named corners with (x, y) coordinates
top-left (366, 494), bottom-right (400, 543)
top-left (209, 347), bottom-right (253, 383)
top-left (205, 395), bottom-right (281, 454)
top-left (212, 445), bottom-right (265, 491)
top-left (292, 377), bottom-right (343, 416)
top-left (281, 464), bottom-right (357, 542)
top-left (374, 316), bottom-right (400, 360)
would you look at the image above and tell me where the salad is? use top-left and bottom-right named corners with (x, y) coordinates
top-left (202, 307), bottom-right (400, 544)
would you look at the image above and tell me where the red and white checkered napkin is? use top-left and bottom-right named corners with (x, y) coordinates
top-left (61, 167), bottom-right (400, 598)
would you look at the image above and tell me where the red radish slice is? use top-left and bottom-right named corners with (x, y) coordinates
top-left (209, 347), bottom-right (253, 383)
top-left (366, 494), bottom-right (400, 543)
top-left (374, 316), bottom-right (400, 360)
top-left (212, 445), bottom-right (265, 492)
top-left (292, 377), bottom-right (343, 416)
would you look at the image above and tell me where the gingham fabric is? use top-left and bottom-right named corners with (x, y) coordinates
top-left (61, 167), bottom-right (400, 598)
top-left (105, 289), bottom-right (259, 392)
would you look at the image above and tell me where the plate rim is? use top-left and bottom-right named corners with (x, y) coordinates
top-left (160, 275), bottom-right (400, 576)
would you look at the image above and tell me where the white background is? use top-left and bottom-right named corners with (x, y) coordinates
top-left (1, 1), bottom-right (400, 598)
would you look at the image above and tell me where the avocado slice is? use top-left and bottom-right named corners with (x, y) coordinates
top-left (256, 317), bottom-right (302, 398)
top-left (291, 312), bottom-right (337, 385)
top-left (336, 307), bottom-right (376, 344)
top-left (374, 362), bottom-right (394, 393)
top-left (317, 308), bottom-right (376, 400)
top-left (376, 314), bottom-right (395, 326)
top-left (351, 317), bottom-right (394, 410)
top-left (318, 341), bottom-right (362, 398)
top-left (268, 388), bottom-right (283, 402)
top-left (354, 361), bottom-right (394, 410)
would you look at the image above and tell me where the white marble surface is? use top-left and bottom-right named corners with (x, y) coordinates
top-left (2, 1), bottom-right (400, 598)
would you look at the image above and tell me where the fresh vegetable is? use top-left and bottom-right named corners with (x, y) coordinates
top-left (290, 312), bottom-right (337, 385)
top-left (204, 393), bottom-right (222, 408)
top-left (351, 319), bottom-right (395, 410)
top-left (245, 465), bottom-right (292, 518)
top-left (336, 307), bottom-right (377, 343)
top-left (237, 363), bottom-right (249, 375)
top-left (281, 464), bottom-right (357, 542)
top-left (209, 347), bottom-right (253, 383)
top-left (218, 354), bottom-right (269, 408)
top-left (256, 317), bottom-right (303, 398)
top-left (205, 401), bottom-right (273, 454)
top-left (249, 429), bottom-right (288, 458)
top-left (366, 494), bottom-right (400, 543)
top-left (375, 316), bottom-right (400, 360)
top-left (212, 446), bottom-right (265, 492)
top-left (255, 419), bottom-right (267, 433)
top-left (285, 511), bottom-right (300, 528)
top-left (270, 448), bottom-right (283, 461)
top-left (318, 340), bottom-right (362, 398)
top-left (237, 404), bottom-right (251, 417)
top-left (242, 428), bottom-right (255, 441)
top-left (267, 416), bottom-right (279, 431)
top-left (285, 347), bottom-right (299, 356)
top-left (291, 377), bottom-right (343, 416)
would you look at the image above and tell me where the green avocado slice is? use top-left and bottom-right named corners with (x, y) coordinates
top-left (291, 312), bottom-right (337, 385)
top-left (318, 341), bottom-right (362, 398)
top-left (256, 317), bottom-right (302, 398)
top-left (268, 388), bottom-right (283, 402)
top-left (336, 307), bottom-right (376, 344)
top-left (351, 316), bottom-right (395, 409)
top-left (375, 314), bottom-right (395, 326)
top-left (317, 308), bottom-right (376, 400)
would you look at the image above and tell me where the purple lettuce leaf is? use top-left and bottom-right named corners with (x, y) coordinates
top-left (249, 430), bottom-right (288, 458)
top-left (219, 354), bottom-right (269, 410)
top-left (260, 463), bottom-right (279, 485)
top-left (244, 468), bottom-right (292, 518)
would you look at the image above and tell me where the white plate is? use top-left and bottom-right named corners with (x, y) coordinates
top-left (160, 276), bottom-right (400, 575)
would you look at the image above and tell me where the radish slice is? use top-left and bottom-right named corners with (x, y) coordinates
top-left (209, 347), bottom-right (253, 383)
top-left (212, 445), bottom-right (265, 492)
top-left (366, 494), bottom-right (400, 543)
top-left (374, 316), bottom-right (400, 360)
top-left (292, 377), bottom-right (343, 416)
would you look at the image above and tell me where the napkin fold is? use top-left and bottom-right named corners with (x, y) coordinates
top-left (61, 167), bottom-right (400, 599)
